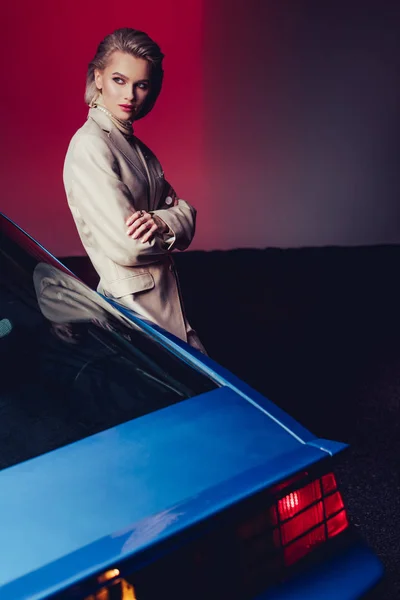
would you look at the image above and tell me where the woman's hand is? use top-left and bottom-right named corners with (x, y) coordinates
top-left (126, 210), bottom-right (168, 244)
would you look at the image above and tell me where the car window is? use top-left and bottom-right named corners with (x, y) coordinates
top-left (0, 228), bottom-right (217, 471)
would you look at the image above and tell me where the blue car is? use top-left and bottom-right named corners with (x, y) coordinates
top-left (0, 213), bottom-right (383, 599)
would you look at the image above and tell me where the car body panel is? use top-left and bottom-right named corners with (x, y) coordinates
top-left (256, 542), bottom-right (384, 600)
top-left (0, 443), bottom-right (331, 599)
top-left (0, 385), bottom-right (329, 592)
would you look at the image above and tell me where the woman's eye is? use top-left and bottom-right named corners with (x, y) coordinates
top-left (113, 77), bottom-right (125, 84)
top-left (137, 83), bottom-right (149, 91)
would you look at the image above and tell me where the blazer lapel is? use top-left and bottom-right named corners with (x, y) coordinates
top-left (109, 130), bottom-right (148, 185)
top-left (134, 138), bottom-right (166, 211)
top-left (88, 108), bottom-right (148, 186)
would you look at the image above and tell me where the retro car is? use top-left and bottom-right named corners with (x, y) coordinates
top-left (0, 212), bottom-right (383, 599)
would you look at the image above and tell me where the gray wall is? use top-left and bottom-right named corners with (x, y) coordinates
top-left (203, 0), bottom-right (400, 248)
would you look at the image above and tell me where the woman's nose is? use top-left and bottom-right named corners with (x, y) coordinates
top-left (125, 87), bottom-right (135, 102)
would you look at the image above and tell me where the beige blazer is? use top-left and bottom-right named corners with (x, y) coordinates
top-left (63, 108), bottom-right (199, 346)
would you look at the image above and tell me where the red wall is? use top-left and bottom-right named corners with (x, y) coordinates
top-left (1, 1), bottom-right (208, 255)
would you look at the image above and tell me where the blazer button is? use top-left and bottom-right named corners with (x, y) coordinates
top-left (165, 196), bottom-right (173, 205)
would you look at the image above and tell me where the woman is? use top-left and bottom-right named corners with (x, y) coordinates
top-left (63, 28), bottom-right (205, 352)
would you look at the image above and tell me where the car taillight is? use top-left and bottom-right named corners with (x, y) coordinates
top-left (270, 472), bottom-right (349, 566)
top-left (79, 471), bottom-right (349, 600)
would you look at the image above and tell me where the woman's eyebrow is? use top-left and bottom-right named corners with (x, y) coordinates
top-left (112, 72), bottom-right (150, 83)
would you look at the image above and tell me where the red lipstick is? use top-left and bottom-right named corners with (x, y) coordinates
top-left (119, 104), bottom-right (134, 112)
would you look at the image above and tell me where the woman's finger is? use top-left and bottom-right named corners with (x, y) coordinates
top-left (126, 214), bottom-right (151, 236)
top-left (126, 210), bottom-right (147, 227)
top-left (129, 220), bottom-right (153, 240)
top-left (141, 223), bottom-right (158, 244)
top-left (125, 212), bottom-right (141, 227)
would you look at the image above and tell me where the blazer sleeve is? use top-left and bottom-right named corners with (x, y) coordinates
top-left (66, 133), bottom-right (169, 266)
top-left (151, 187), bottom-right (197, 252)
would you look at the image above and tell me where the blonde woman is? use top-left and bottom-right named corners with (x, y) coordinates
top-left (63, 28), bottom-right (205, 352)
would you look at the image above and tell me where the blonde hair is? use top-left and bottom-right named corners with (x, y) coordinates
top-left (85, 28), bottom-right (164, 120)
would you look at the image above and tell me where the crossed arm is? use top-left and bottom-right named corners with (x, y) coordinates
top-left (126, 185), bottom-right (178, 244)
top-left (67, 134), bottom-right (196, 266)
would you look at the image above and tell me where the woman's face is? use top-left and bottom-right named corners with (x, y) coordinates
top-left (94, 51), bottom-right (152, 120)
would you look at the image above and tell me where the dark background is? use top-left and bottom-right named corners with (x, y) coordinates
top-left (64, 245), bottom-right (400, 598)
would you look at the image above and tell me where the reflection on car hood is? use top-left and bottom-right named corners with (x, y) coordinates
top-left (1, 256), bottom-right (217, 471)
top-left (33, 262), bottom-right (136, 327)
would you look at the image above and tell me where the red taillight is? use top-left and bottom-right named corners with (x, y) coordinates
top-left (322, 473), bottom-right (337, 494)
top-left (275, 480), bottom-right (322, 522)
top-left (327, 509), bottom-right (348, 537)
top-left (324, 491), bottom-right (344, 518)
top-left (278, 501), bottom-right (324, 546)
top-left (79, 472), bottom-right (349, 600)
top-left (271, 471), bottom-right (349, 566)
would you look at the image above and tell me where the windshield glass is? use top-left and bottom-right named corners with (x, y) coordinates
top-left (0, 219), bottom-right (216, 471)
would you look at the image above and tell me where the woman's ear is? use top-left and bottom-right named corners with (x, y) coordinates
top-left (94, 69), bottom-right (103, 91)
